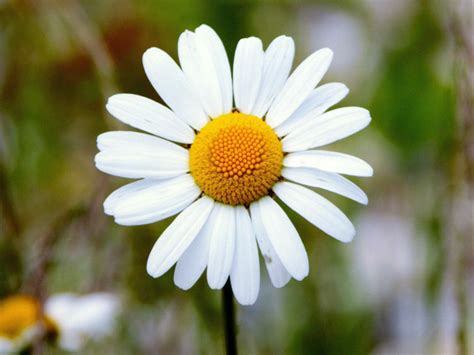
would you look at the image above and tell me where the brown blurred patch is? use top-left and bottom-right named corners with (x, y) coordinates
top-left (104, 20), bottom-right (144, 63)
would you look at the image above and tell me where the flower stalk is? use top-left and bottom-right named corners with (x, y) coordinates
top-left (222, 281), bottom-right (237, 355)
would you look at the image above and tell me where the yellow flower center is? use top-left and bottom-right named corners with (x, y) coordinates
top-left (190, 112), bottom-right (283, 205)
top-left (0, 295), bottom-right (41, 339)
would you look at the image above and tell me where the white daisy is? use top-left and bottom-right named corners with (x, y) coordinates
top-left (0, 295), bottom-right (44, 353)
top-left (0, 293), bottom-right (120, 352)
top-left (44, 293), bottom-right (121, 351)
top-left (96, 24), bottom-right (372, 306)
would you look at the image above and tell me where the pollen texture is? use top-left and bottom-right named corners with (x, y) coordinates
top-left (190, 112), bottom-right (283, 205)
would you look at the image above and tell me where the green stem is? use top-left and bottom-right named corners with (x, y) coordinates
top-left (222, 281), bottom-right (237, 355)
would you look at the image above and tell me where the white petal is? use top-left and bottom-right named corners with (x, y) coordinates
top-left (97, 131), bottom-right (188, 154)
top-left (0, 326), bottom-right (40, 352)
top-left (250, 201), bottom-right (291, 288)
top-left (112, 174), bottom-right (200, 226)
top-left (273, 181), bottom-right (355, 243)
top-left (44, 293), bottom-right (120, 351)
top-left (178, 29), bottom-right (223, 118)
top-left (251, 36), bottom-right (295, 118)
top-left (255, 196), bottom-right (308, 280)
top-left (195, 25), bottom-right (233, 113)
top-left (233, 37), bottom-right (264, 115)
top-left (230, 206), bottom-right (260, 305)
top-left (207, 204), bottom-right (236, 289)
top-left (282, 107), bottom-right (371, 152)
top-left (95, 151), bottom-right (187, 180)
top-left (95, 131), bottom-right (189, 179)
top-left (173, 211), bottom-right (214, 290)
top-left (0, 339), bottom-right (15, 353)
top-left (282, 167), bottom-right (368, 204)
top-left (283, 150), bottom-right (373, 177)
top-left (274, 82), bottom-right (349, 137)
top-left (266, 48), bottom-right (333, 128)
top-left (142, 47), bottom-right (208, 130)
top-left (106, 94), bottom-right (195, 144)
top-left (147, 196), bottom-right (214, 278)
top-left (103, 179), bottom-right (160, 216)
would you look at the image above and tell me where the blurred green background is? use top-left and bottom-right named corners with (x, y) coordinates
top-left (0, 0), bottom-right (472, 354)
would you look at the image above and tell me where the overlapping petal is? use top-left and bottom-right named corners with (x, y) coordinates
top-left (207, 203), bottom-right (236, 289)
top-left (273, 181), bottom-right (355, 242)
top-left (233, 37), bottom-right (264, 115)
top-left (266, 48), bottom-right (333, 128)
top-left (252, 196), bottom-right (308, 281)
top-left (142, 47), bottom-right (208, 130)
top-left (178, 25), bottom-right (232, 118)
top-left (147, 196), bottom-right (214, 278)
top-left (275, 82), bottom-right (349, 137)
top-left (251, 36), bottom-right (295, 118)
top-left (106, 94), bottom-right (195, 144)
top-left (95, 131), bottom-right (189, 179)
top-left (250, 201), bottom-right (291, 288)
top-left (195, 25), bottom-right (233, 113)
top-left (103, 179), bottom-right (160, 216)
top-left (281, 167), bottom-right (368, 204)
top-left (174, 212), bottom-right (214, 290)
top-left (283, 150), bottom-right (374, 177)
top-left (112, 174), bottom-right (200, 226)
top-left (230, 206), bottom-right (260, 305)
top-left (282, 107), bottom-right (371, 152)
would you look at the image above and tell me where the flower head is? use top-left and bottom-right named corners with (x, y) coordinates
top-left (0, 295), bottom-right (45, 353)
top-left (45, 293), bottom-right (121, 351)
top-left (0, 293), bottom-right (120, 352)
top-left (96, 24), bottom-right (372, 305)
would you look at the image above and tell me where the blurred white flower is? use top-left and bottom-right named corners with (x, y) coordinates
top-left (372, 289), bottom-right (430, 355)
top-left (351, 211), bottom-right (428, 305)
top-left (350, 212), bottom-right (435, 353)
top-left (0, 293), bottom-right (120, 353)
top-left (0, 295), bottom-right (45, 354)
top-left (298, 6), bottom-right (371, 86)
top-left (362, 0), bottom-right (415, 37)
top-left (45, 293), bottom-right (121, 351)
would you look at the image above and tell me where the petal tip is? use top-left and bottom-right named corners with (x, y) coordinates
top-left (195, 24), bottom-right (213, 32)
top-left (173, 277), bottom-right (193, 291)
top-left (340, 230), bottom-right (355, 243)
top-left (106, 95), bottom-right (117, 105)
top-left (236, 297), bottom-right (257, 306)
top-left (275, 35), bottom-right (295, 48)
top-left (320, 47), bottom-right (334, 57)
top-left (366, 166), bottom-right (374, 177)
top-left (146, 260), bottom-right (159, 278)
top-left (292, 268), bottom-right (309, 281)
top-left (142, 47), bottom-right (158, 59)
top-left (142, 47), bottom-right (164, 68)
top-left (207, 282), bottom-right (223, 290)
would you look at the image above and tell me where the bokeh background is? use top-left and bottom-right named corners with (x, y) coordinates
top-left (0, 0), bottom-right (472, 354)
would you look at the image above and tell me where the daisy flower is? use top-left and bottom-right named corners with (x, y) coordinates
top-left (96, 24), bottom-right (372, 306)
top-left (0, 293), bottom-right (120, 353)
top-left (44, 293), bottom-right (121, 351)
top-left (0, 295), bottom-right (45, 353)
